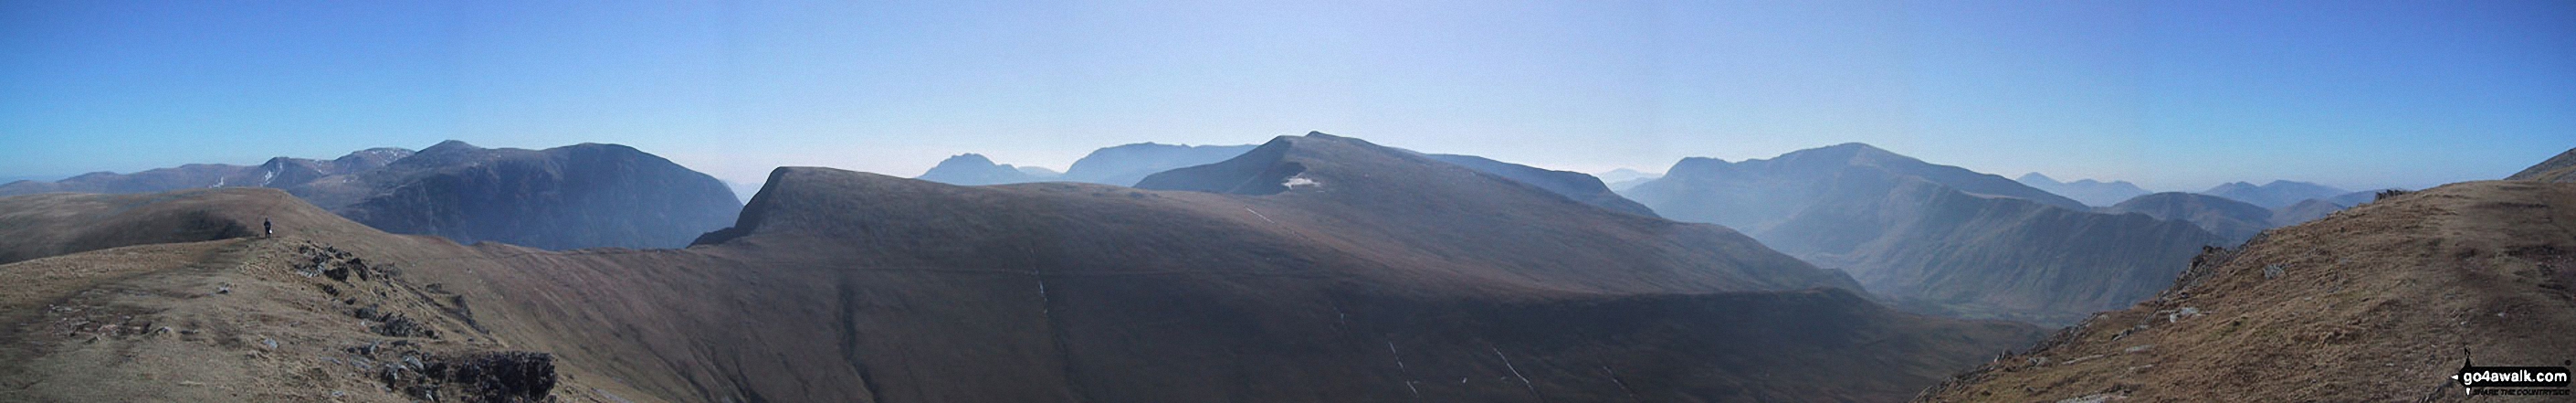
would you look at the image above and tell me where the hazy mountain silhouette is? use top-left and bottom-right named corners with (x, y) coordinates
top-left (2015, 173), bottom-right (2151, 207)
top-left (2199, 180), bottom-right (2347, 209)
top-left (2100, 192), bottom-right (2275, 244)
top-left (1628, 143), bottom-right (2225, 324)
top-left (915, 153), bottom-right (1046, 186)
top-left (1424, 154), bottom-right (1659, 217)
top-left (1061, 143), bottom-right (1257, 186)
top-left (0, 133), bottom-right (2045, 402)
top-left (1919, 180), bottom-right (2576, 401)
top-left (0, 147), bottom-right (414, 196)
top-left (2508, 147), bottom-right (2576, 182)
top-left (0, 143), bottom-right (737, 250)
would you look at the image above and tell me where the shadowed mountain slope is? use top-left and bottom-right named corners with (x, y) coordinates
top-left (1629, 143), bottom-right (2227, 325)
top-left (2017, 173), bottom-right (2152, 207)
top-left (2201, 180), bottom-right (2348, 209)
top-left (0, 133), bottom-right (2046, 402)
top-left (328, 141), bottom-right (741, 250)
top-left (1424, 154), bottom-right (1659, 217)
top-left (2508, 147), bottom-right (2576, 183)
top-left (2101, 192), bottom-right (2276, 244)
top-left (1918, 180), bottom-right (2576, 402)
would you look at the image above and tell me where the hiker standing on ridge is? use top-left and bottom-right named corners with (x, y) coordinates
top-left (264, 217), bottom-right (272, 238)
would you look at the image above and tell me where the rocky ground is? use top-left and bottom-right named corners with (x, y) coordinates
top-left (0, 236), bottom-right (615, 402)
top-left (1916, 181), bottom-right (2576, 402)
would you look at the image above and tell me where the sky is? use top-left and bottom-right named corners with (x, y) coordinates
top-left (3, 0), bottom-right (2571, 195)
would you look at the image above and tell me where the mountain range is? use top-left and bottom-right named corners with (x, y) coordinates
top-left (0, 133), bottom-right (2045, 402)
top-left (2198, 180), bottom-right (2348, 209)
top-left (2015, 173), bottom-right (2152, 207)
top-left (1624, 143), bottom-right (2225, 324)
top-left (915, 143), bottom-right (1258, 186)
top-left (0, 142), bottom-right (740, 250)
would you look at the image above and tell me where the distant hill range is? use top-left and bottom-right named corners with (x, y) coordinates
top-left (0, 141), bottom-right (739, 250)
top-left (1423, 154), bottom-right (1659, 217)
top-left (2198, 180), bottom-right (2347, 209)
top-left (915, 143), bottom-right (1257, 186)
top-left (2015, 173), bottom-right (2151, 207)
top-left (0, 132), bottom-right (2042, 402)
top-left (1919, 179), bottom-right (2576, 401)
top-left (1595, 168), bottom-right (1661, 192)
top-left (2508, 147), bottom-right (2576, 182)
top-left (1626, 143), bottom-right (2224, 325)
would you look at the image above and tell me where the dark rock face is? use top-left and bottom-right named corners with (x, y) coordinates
top-left (1425, 154), bottom-right (1660, 217)
top-left (1060, 143), bottom-right (1256, 186)
top-left (1627, 143), bottom-right (2226, 325)
top-left (335, 142), bottom-right (741, 250)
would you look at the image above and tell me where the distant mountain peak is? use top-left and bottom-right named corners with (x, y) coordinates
top-left (424, 140), bottom-right (482, 153)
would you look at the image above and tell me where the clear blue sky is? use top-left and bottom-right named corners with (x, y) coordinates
top-left (4, 0), bottom-right (2571, 193)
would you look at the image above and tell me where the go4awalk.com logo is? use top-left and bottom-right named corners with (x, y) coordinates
top-left (2453, 354), bottom-right (2571, 397)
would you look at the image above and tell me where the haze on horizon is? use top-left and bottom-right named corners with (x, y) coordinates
top-left (3, 0), bottom-right (2571, 195)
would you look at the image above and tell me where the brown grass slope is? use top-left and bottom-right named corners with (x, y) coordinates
top-left (1918, 180), bottom-right (2576, 402)
top-left (0, 188), bottom-right (637, 402)
top-left (1, 133), bottom-right (2045, 402)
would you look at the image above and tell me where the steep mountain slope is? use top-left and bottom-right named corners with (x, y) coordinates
top-left (1423, 154), bottom-right (1659, 217)
top-left (2017, 173), bottom-right (2152, 207)
top-left (0, 133), bottom-right (2045, 402)
top-left (2202, 180), bottom-right (2348, 209)
top-left (2508, 147), bottom-right (2576, 183)
top-left (1628, 143), bottom-right (2227, 324)
top-left (329, 141), bottom-right (741, 250)
top-left (1060, 143), bottom-right (1256, 186)
top-left (0, 148), bottom-right (414, 196)
top-left (2101, 192), bottom-right (2276, 244)
top-left (914, 154), bottom-right (1046, 186)
top-left (1918, 180), bottom-right (2576, 402)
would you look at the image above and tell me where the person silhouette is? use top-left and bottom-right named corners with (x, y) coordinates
top-left (263, 217), bottom-right (273, 238)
